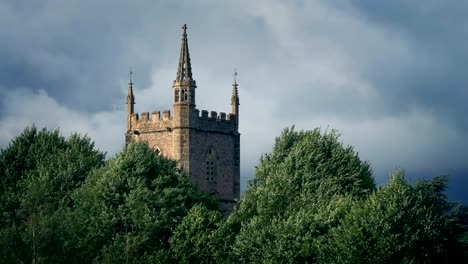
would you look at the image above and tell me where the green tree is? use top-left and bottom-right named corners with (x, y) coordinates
top-left (66, 142), bottom-right (218, 263)
top-left (170, 204), bottom-right (224, 264)
top-left (317, 170), bottom-right (468, 264)
top-left (221, 127), bottom-right (375, 263)
top-left (0, 126), bottom-right (105, 263)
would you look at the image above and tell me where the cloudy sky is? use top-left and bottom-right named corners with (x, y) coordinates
top-left (1, 0), bottom-right (467, 203)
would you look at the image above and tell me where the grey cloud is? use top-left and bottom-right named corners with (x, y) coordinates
top-left (345, 0), bottom-right (468, 131)
top-left (0, 87), bottom-right (125, 155)
top-left (0, 0), bottom-right (467, 202)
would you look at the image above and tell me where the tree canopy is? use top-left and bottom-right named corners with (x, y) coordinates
top-left (67, 142), bottom-right (217, 263)
top-left (224, 127), bottom-right (376, 263)
top-left (185, 127), bottom-right (467, 263)
top-left (0, 127), bottom-right (217, 263)
top-left (0, 126), bottom-right (466, 263)
top-left (317, 171), bottom-right (468, 263)
top-left (0, 126), bottom-right (105, 263)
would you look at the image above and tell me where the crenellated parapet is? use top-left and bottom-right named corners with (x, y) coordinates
top-left (130, 110), bottom-right (174, 132)
top-left (193, 109), bottom-right (238, 134)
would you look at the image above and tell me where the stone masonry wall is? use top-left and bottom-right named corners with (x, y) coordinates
top-left (192, 109), bottom-right (237, 133)
top-left (132, 130), bottom-right (174, 159)
top-left (189, 129), bottom-right (240, 204)
top-left (127, 105), bottom-right (240, 212)
top-left (128, 111), bottom-right (175, 159)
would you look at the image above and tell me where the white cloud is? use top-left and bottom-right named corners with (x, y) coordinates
top-left (0, 87), bottom-right (125, 156)
top-left (296, 108), bottom-right (468, 182)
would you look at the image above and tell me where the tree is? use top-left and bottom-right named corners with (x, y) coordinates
top-left (66, 142), bottom-right (218, 263)
top-left (223, 127), bottom-right (375, 263)
top-left (0, 126), bottom-right (105, 263)
top-left (170, 204), bottom-right (224, 264)
top-left (317, 170), bottom-right (468, 263)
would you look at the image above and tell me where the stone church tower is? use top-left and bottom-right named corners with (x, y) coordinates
top-left (125, 24), bottom-right (240, 211)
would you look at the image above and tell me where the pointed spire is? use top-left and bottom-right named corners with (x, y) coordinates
top-left (231, 69), bottom-right (239, 128)
top-left (127, 67), bottom-right (135, 110)
top-left (231, 69), bottom-right (239, 106)
top-left (126, 67), bottom-right (135, 132)
top-left (175, 24), bottom-right (194, 83)
top-left (127, 67), bottom-right (134, 100)
top-left (231, 69), bottom-right (240, 130)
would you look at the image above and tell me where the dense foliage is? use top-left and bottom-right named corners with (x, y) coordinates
top-left (0, 126), bottom-right (467, 263)
top-left (0, 127), bottom-right (216, 263)
top-left (0, 126), bottom-right (105, 263)
top-left (66, 142), bottom-right (217, 263)
top-left (317, 171), bottom-right (468, 263)
top-left (220, 127), bottom-right (376, 263)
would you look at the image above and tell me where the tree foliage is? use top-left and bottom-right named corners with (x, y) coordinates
top-left (0, 126), bottom-right (105, 263)
top-left (1, 125), bottom-right (467, 263)
top-left (171, 204), bottom-right (224, 264)
top-left (223, 127), bottom-right (375, 263)
top-left (211, 127), bottom-right (467, 263)
top-left (317, 170), bottom-right (468, 263)
top-left (65, 142), bottom-right (217, 263)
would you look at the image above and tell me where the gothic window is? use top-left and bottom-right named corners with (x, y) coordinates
top-left (150, 143), bottom-right (162, 155)
top-left (175, 89), bottom-right (179, 102)
top-left (206, 148), bottom-right (217, 183)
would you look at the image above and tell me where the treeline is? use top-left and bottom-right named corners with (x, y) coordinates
top-left (0, 126), bottom-right (467, 263)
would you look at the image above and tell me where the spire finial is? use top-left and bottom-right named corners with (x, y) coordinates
top-left (129, 67), bottom-right (133, 84)
top-left (175, 24), bottom-right (194, 83)
top-left (234, 68), bottom-right (238, 85)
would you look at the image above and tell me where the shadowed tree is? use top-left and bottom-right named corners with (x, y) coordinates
top-left (213, 127), bottom-right (375, 263)
top-left (317, 170), bottom-right (468, 264)
top-left (170, 204), bottom-right (224, 264)
top-left (0, 126), bottom-right (105, 263)
top-left (66, 142), bottom-right (218, 263)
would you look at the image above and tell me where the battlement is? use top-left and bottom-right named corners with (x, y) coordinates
top-left (194, 109), bottom-right (237, 134)
top-left (130, 110), bottom-right (173, 132)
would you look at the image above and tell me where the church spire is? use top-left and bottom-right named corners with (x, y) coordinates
top-left (176, 24), bottom-right (193, 83)
top-left (231, 69), bottom-right (239, 130)
top-left (126, 68), bottom-right (135, 130)
top-left (173, 24), bottom-right (196, 106)
top-left (127, 68), bottom-right (135, 108)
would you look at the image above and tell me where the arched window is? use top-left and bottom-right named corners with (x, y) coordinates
top-left (206, 147), bottom-right (217, 183)
top-left (150, 143), bottom-right (162, 155)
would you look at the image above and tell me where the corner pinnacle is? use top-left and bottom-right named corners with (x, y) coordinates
top-left (232, 69), bottom-right (239, 106)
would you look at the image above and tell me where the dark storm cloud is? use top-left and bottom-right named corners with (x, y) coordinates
top-left (345, 0), bottom-right (468, 132)
top-left (0, 0), bottom-right (269, 112)
top-left (0, 0), bottom-right (269, 192)
top-left (0, 0), bottom-right (180, 112)
top-left (0, 0), bottom-right (467, 202)
top-left (232, 0), bottom-right (468, 202)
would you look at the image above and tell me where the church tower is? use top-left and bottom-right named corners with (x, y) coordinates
top-left (125, 24), bottom-right (240, 212)
top-left (173, 24), bottom-right (196, 171)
